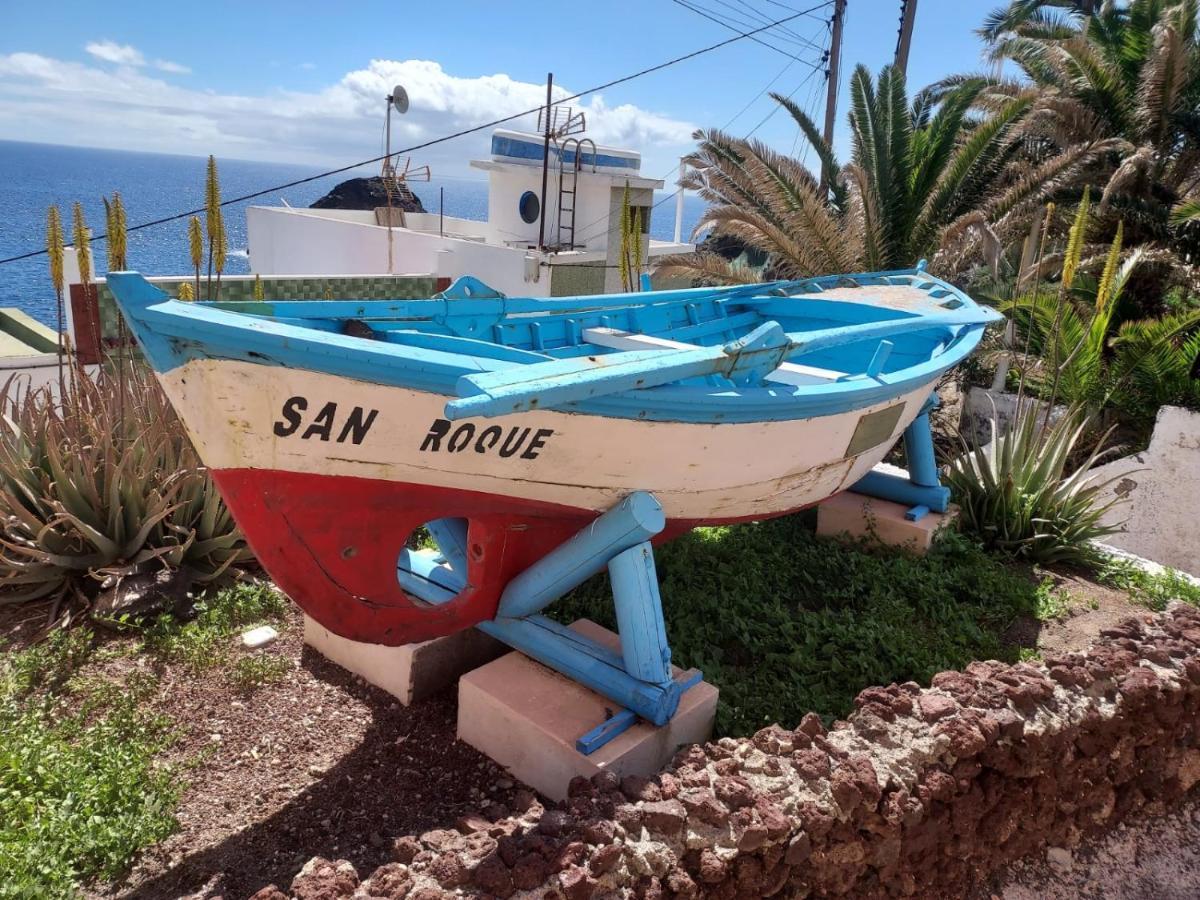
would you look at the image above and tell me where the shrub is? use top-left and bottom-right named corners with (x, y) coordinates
top-left (945, 404), bottom-right (1122, 564)
top-left (0, 362), bottom-right (252, 611)
top-left (554, 517), bottom-right (1038, 736)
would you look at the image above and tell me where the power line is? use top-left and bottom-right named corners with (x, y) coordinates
top-left (669, 0), bottom-right (830, 68)
top-left (0, 3), bottom-right (830, 268)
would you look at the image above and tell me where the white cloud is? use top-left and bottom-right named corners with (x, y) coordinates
top-left (153, 59), bottom-right (191, 75)
top-left (299, 62), bottom-right (317, 71)
top-left (0, 54), bottom-right (697, 176)
top-left (84, 40), bottom-right (188, 75)
top-left (85, 40), bottom-right (144, 67)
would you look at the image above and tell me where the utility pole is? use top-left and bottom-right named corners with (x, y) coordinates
top-left (822, 0), bottom-right (847, 150)
top-left (894, 0), bottom-right (918, 77)
top-left (537, 73), bottom-right (553, 251)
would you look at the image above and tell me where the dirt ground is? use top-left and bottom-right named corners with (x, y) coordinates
top-left (85, 607), bottom-right (525, 900)
top-left (979, 796), bottom-right (1200, 899)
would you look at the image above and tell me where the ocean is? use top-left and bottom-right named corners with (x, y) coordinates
top-left (0, 140), bottom-right (707, 327)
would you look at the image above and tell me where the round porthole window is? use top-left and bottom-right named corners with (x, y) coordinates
top-left (518, 190), bottom-right (540, 224)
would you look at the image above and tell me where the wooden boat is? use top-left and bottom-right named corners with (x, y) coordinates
top-left (108, 267), bottom-right (1001, 648)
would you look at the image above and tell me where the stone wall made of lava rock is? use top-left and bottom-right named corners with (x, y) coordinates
top-left (279, 603), bottom-right (1200, 900)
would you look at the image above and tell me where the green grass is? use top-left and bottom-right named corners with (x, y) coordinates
top-left (141, 580), bottom-right (288, 669)
top-left (553, 516), bottom-right (1040, 737)
top-left (1096, 556), bottom-right (1200, 611)
top-left (0, 582), bottom-right (291, 897)
top-left (0, 633), bottom-right (179, 899)
top-left (1034, 578), bottom-right (1074, 621)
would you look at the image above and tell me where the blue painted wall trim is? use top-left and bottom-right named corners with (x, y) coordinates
top-left (491, 135), bottom-right (640, 171)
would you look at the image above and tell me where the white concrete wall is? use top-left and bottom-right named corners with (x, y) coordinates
top-left (962, 386), bottom-right (1068, 446)
top-left (246, 207), bottom-right (549, 296)
top-left (1090, 406), bottom-right (1200, 577)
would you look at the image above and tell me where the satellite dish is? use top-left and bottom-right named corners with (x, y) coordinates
top-left (391, 85), bottom-right (409, 115)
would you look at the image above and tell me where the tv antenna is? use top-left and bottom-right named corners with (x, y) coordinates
top-left (536, 104), bottom-right (586, 139)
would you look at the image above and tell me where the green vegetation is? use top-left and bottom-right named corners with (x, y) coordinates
top-left (981, 0), bottom-right (1200, 300)
top-left (1096, 554), bottom-right (1200, 611)
top-left (0, 583), bottom-right (289, 896)
top-left (555, 517), bottom-right (1039, 736)
top-left (0, 631), bottom-right (178, 898)
top-left (659, 63), bottom-right (1059, 283)
top-left (141, 580), bottom-right (287, 669)
top-left (0, 362), bottom-right (252, 612)
top-left (945, 405), bottom-right (1120, 563)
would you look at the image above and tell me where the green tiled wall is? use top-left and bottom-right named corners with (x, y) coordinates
top-left (94, 274), bottom-right (440, 343)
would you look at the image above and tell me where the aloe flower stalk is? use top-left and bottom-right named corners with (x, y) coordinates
top-left (188, 215), bottom-right (203, 301)
top-left (253, 273), bottom-right (264, 301)
top-left (1061, 187), bottom-right (1090, 292)
top-left (178, 282), bottom-right (195, 301)
top-left (111, 192), bottom-right (127, 271)
top-left (205, 156), bottom-right (224, 299)
top-left (1095, 222), bottom-right (1123, 313)
top-left (46, 206), bottom-right (65, 381)
top-left (72, 202), bottom-right (92, 287)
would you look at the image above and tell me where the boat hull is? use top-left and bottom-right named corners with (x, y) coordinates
top-left (160, 357), bottom-right (935, 643)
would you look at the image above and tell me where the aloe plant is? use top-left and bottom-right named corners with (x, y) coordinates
top-left (945, 403), bottom-right (1123, 564)
top-left (0, 362), bottom-right (253, 612)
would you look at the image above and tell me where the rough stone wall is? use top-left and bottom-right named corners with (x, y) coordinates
top-left (278, 604), bottom-right (1200, 900)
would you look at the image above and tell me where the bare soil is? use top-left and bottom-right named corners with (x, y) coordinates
top-left (979, 796), bottom-right (1200, 900)
top-left (85, 606), bottom-right (525, 900)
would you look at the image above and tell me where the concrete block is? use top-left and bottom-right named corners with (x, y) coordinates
top-left (457, 619), bottom-right (718, 802)
top-left (817, 490), bottom-right (958, 555)
top-left (303, 615), bottom-right (505, 705)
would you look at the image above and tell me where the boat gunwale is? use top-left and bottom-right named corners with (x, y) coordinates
top-left (107, 270), bottom-right (1001, 425)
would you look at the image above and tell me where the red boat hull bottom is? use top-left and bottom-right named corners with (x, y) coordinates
top-left (213, 468), bottom-right (607, 645)
top-left (214, 468), bottom-right (812, 645)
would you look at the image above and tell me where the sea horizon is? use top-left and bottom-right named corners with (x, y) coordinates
top-left (0, 139), bottom-right (706, 326)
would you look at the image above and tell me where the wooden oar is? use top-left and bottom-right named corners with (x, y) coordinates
top-left (444, 322), bottom-right (793, 420)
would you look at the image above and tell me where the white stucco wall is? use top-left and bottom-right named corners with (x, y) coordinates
top-left (1090, 406), bottom-right (1200, 576)
top-left (246, 207), bottom-right (549, 296)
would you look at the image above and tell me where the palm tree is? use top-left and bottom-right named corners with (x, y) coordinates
top-left (657, 64), bottom-right (1098, 283)
top-left (981, 0), bottom-right (1200, 294)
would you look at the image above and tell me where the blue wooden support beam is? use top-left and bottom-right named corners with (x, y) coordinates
top-left (851, 471), bottom-right (951, 513)
top-left (425, 518), bottom-right (469, 575)
top-left (574, 669), bottom-right (703, 754)
top-left (497, 492), bottom-right (665, 619)
top-left (395, 491), bottom-right (700, 738)
top-left (608, 543), bottom-right (672, 684)
top-left (850, 391), bottom-right (950, 512)
top-left (478, 614), bottom-right (682, 725)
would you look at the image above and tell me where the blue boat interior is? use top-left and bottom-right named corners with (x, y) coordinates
top-left (206, 270), bottom-right (989, 386)
top-left (106, 266), bottom-right (1002, 424)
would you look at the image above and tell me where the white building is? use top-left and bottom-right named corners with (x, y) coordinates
top-left (246, 129), bottom-right (695, 297)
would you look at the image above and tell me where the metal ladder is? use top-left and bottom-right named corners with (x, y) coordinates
top-left (556, 138), bottom-right (596, 250)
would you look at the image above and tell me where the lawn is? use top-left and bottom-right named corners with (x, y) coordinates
top-left (554, 515), bottom-right (1048, 735)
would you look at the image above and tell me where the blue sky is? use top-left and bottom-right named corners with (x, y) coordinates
top-left (0, 1), bottom-right (999, 178)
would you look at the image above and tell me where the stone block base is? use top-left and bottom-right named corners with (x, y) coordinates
top-left (817, 490), bottom-right (958, 555)
top-left (303, 615), bottom-right (505, 705)
top-left (457, 619), bottom-right (718, 801)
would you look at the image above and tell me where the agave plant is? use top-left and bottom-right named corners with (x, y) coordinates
top-left (945, 403), bottom-right (1123, 563)
top-left (0, 362), bottom-right (253, 612)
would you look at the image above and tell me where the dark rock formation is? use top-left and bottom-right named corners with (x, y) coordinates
top-left (310, 177), bottom-right (425, 214)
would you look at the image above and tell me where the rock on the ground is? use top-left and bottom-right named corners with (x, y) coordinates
top-left (242, 625), bottom-right (279, 649)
